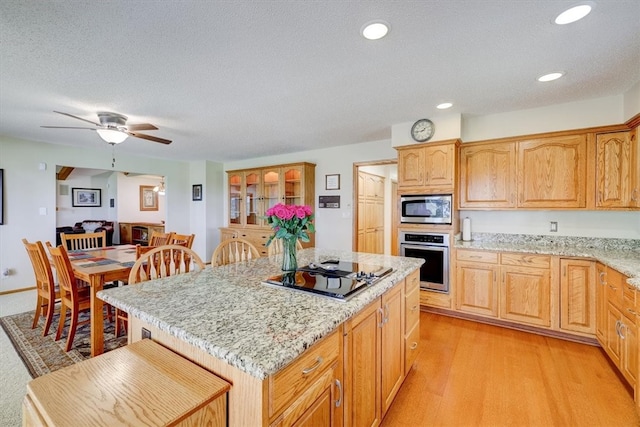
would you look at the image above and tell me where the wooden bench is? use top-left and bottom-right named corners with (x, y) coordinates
top-left (23, 339), bottom-right (230, 426)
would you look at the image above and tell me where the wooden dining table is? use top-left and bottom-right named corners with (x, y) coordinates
top-left (66, 245), bottom-right (137, 357)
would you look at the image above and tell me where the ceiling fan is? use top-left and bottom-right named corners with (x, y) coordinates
top-left (41, 111), bottom-right (172, 145)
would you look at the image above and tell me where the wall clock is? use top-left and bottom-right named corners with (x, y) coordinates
top-left (410, 118), bottom-right (435, 142)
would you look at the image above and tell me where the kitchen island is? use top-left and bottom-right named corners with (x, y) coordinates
top-left (98, 249), bottom-right (423, 426)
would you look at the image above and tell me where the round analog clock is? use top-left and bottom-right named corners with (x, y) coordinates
top-left (410, 118), bottom-right (435, 142)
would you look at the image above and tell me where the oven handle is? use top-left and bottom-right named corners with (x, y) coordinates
top-left (400, 243), bottom-right (448, 252)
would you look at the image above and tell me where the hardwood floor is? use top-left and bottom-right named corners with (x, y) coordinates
top-left (382, 312), bottom-right (640, 426)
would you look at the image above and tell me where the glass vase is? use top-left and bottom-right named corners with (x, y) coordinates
top-left (281, 236), bottom-right (298, 273)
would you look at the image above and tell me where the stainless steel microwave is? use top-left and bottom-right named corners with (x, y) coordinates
top-left (400, 194), bottom-right (452, 224)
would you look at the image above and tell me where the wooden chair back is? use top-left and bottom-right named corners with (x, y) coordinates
top-left (128, 245), bottom-right (205, 284)
top-left (149, 231), bottom-right (174, 246)
top-left (168, 233), bottom-right (195, 249)
top-left (267, 238), bottom-right (304, 256)
top-left (61, 231), bottom-right (107, 251)
top-left (211, 238), bottom-right (261, 267)
top-left (22, 239), bottom-right (58, 335)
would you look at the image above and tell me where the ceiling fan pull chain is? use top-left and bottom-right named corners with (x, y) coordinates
top-left (111, 143), bottom-right (116, 168)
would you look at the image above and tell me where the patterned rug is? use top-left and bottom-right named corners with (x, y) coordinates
top-left (0, 310), bottom-right (127, 378)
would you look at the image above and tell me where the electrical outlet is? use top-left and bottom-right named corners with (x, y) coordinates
top-left (550, 221), bottom-right (558, 232)
top-left (141, 328), bottom-right (151, 339)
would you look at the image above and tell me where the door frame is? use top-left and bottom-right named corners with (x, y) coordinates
top-left (352, 159), bottom-right (398, 253)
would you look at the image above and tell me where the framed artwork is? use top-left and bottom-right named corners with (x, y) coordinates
top-left (325, 174), bottom-right (340, 190)
top-left (72, 187), bottom-right (101, 207)
top-left (0, 169), bottom-right (3, 224)
top-left (192, 184), bottom-right (202, 201)
top-left (139, 185), bottom-right (158, 211)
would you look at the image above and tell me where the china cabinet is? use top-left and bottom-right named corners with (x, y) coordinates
top-left (223, 162), bottom-right (315, 249)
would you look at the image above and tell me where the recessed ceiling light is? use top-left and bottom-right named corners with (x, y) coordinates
top-left (555, 4), bottom-right (592, 25)
top-left (361, 21), bottom-right (390, 40)
top-left (537, 72), bottom-right (564, 82)
top-left (437, 102), bottom-right (453, 110)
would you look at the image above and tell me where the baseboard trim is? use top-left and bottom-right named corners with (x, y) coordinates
top-left (422, 306), bottom-right (599, 346)
top-left (0, 286), bottom-right (36, 296)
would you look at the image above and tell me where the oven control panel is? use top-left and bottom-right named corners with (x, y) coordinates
top-left (400, 232), bottom-right (449, 246)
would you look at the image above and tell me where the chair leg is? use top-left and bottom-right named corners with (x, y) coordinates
top-left (31, 295), bottom-right (43, 329)
top-left (65, 309), bottom-right (79, 352)
top-left (55, 304), bottom-right (67, 341)
top-left (105, 304), bottom-right (114, 323)
top-left (42, 297), bottom-right (56, 337)
top-left (115, 309), bottom-right (121, 337)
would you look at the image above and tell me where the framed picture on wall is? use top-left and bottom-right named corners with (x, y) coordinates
top-left (192, 184), bottom-right (202, 201)
top-left (72, 187), bottom-right (102, 207)
top-left (139, 185), bottom-right (158, 211)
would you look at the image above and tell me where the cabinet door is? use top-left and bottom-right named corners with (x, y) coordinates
top-left (605, 302), bottom-right (623, 366)
top-left (345, 301), bottom-right (381, 427)
top-left (459, 142), bottom-right (516, 208)
top-left (283, 165), bottom-right (303, 206)
top-left (397, 148), bottom-right (425, 189)
top-left (381, 284), bottom-right (403, 417)
top-left (456, 262), bottom-right (499, 317)
top-left (518, 135), bottom-right (587, 208)
top-left (595, 263), bottom-right (608, 343)
top-left (559, 259), bottom-right (596, 334)
top-left (423, 143), bottom-right (455, 189)
top-left (229, 173), bottom-right (243, 225)
top-left (596, 131), bottom-right (632, 208)
top-left (621, 321), bottom-right (638, 386)
top-left (119, 223), bottom-right (131, 244)
top-left (244, 170), bottom-right (262, 226)
top-left (262, 167), bottom-right (281, 213)
top-left (500, 266), bottom-right (551, 327)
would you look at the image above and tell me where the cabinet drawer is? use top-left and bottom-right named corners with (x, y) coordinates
top-left (404, 323), bottom-right (420, 376)
top-left (270, 329), bottom-right (340, 417)
top-left (501, 253), bottom-right (551, 269)
top-left (405, 269), bottom-right (420, 294)
top-left (405, 286), bottom-right (420, 332)
top-left (456, 250), bottom-right (498, 263)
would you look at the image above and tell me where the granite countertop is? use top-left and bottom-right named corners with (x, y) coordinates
top-left (455, 233), bottom-right (640, 287)
top-left (98, 249), bottom-right (423, 381)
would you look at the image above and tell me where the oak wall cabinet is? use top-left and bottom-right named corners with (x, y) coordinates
top-left (459, 142), bottom-right (517, 208)
top-left (596, 130), bottom-right (639, 208)
top-left (223, 162), bottom-right (315, 251)
top-left (458, 125), bottom-right (640, 210)
top-left (397, 140), bottom-right (459, 193)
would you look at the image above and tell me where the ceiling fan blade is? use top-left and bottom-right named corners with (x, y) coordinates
top-left (128, 131), bottom-right (172, 145)
top-left (53, 111), bottom-right (101, 126)
top-left (126, 123), bottom-right (158, 131)
top-left (41, 126), bottom-right (96, 130)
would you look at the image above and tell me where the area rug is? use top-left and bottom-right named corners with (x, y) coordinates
top-left (0, 310), bottom-right (127, 378)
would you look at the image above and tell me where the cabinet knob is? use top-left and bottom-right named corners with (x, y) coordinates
top-left (410, 342), bottom-right (418, 350)
top-left (631, 188), bottom-right (639, 202)
top-left (599, 271), bottom-right (606, 285)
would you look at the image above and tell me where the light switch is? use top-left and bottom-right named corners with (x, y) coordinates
top-left (39, 207), bottom-right (47, 216)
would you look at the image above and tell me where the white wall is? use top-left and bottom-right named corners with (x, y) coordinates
top-left (0, 136), bottom-right (194, 293)
top-left (115, 173), bottom-right (166, 223)
top-left (624, 80), bottom-right (640, 121)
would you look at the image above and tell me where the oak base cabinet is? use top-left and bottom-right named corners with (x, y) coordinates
top-left (560, 259), bottom-right (596, 334)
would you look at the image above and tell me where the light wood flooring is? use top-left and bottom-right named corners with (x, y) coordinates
top-left (382, 312), bottom-right (640, 427)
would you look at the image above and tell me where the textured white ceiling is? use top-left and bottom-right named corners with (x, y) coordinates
top-left (1, 1), bottom-right (639, 162)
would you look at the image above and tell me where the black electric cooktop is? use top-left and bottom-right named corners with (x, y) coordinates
top-left (263, 259), bottom-right (393, 302)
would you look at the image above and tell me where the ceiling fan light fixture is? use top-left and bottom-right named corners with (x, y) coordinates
top-left (96, 128), bottom-right (128, 144)
top-left (153, 178), bottom-right (166, 195)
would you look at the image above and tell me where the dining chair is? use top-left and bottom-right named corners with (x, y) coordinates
top-left (168, 233), bottom-right (195, 249)
top-left (46, 243), bottom-right (112, 352)
top-left (114, 242), bottom-right (189, 337)
top-left (149, 231), bottom-right (174, 246)
top-left (60, 230), bottom-right (107, 251)
top-left (22, 239), bottom-right (60, 336)
top-left (211, 238), bottom-right (261, 266)
top-left (267, 238), bottom-right (304, 256)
